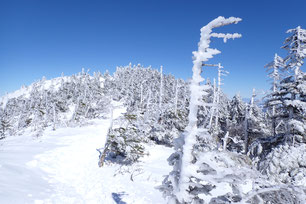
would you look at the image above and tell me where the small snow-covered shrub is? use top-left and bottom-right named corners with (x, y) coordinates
top-left (259, 144), bottom-right (306, 186)
top-left (143, 108), bottom-right (188, 146)
top-left (106, 114), bottom-right (146, 164)
top-left (108, 127), bottom-right (145, 163)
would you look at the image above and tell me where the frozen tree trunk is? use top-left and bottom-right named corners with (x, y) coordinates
top-left (44, 91), bottom-right (48, 107)
top-left (223, 131), bottom-right (229, 151)
top-left (146, 89), bottom-right (151, 109)
top-left (272, 67), bottom-right (277, 137)
top-left (85, 106), bottom-right (90, 118)
top-left (159, 65), bottom-right (163, 109)
top-left (244, 105), bottom-right (249, 154)
top-left (140, 82), bottom-right (143, 105)
top-left (288, 93), bottom-right (296, 144)
top-left (174, 79), bottom-right (178, 116)
top-left (72, 99), bottom-right (79, 122)
top-left (214, 63), bottom-right (228, 129)
top-left (215, 64), bottom-right (221, 129)
top-left (250, 88), bottom-right (256, 116)
top-left (209, 78), bottom-right (217, 128)
top-left (53, 103), bottom-right (56, 131)
top-left (177, 16), bottom-right (242, 203)
top-left (98, 105), bottom-right (113, 167)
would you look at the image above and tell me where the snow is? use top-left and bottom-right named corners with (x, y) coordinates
top-left (0, 105), bottom-right (172, 203)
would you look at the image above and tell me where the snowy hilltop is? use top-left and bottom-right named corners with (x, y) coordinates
top-left (1, 16), bottom-right (306, 203)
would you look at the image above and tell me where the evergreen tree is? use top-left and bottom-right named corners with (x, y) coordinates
top-left (265, 53), bottom-right (284, 137)
top-left (226, 94), bottom-right (246, 152)
top-left (275, 26), bottom-right (306, 143)
top-left (105, 112), bottom-right (146, 164)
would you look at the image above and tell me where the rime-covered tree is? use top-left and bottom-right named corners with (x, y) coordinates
top-left (161, 16), bottom-right (245, 203)
top-left (245, 89), bottom-right (270, 154)
top-left (282, 26), bottom-right (306, 77)
top-left (265, 54), bottom-right (284, 137)
top-left (276, 26), bottom-right (306, 143)
top-left (226, 93), bottom-right (246, 152)
top-left (105, 112), bottom-right (146, 164)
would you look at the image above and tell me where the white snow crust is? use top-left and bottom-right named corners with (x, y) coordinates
top-left (0, 105), bottom-right (172, 203)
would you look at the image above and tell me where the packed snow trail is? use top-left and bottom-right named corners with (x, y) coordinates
top-left (0, 105), bottom-right (172, 204)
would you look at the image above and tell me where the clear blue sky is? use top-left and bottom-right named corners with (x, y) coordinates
top-left (0, 0), bottom-right (305, 98)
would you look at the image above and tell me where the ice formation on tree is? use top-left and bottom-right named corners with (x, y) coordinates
top-left (161, 16), bottom-right (244, 203)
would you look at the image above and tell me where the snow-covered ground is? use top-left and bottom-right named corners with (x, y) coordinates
top-left (0, 105), bottom-right (172, 204)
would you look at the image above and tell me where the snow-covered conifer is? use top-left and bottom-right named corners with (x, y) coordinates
top-left (282, 26), bottom-right (306, 77)
top-left (106, 113), bottom-right (146, 164)
top-left (265, 54), bottom-right (284, 136)
top-left (275, 26), bottom-right (306, 143)
top-left (159, 65), bottom-right (163, 109)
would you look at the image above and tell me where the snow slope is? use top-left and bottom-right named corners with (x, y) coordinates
top-left (0, 105), bottom-right (172, 204)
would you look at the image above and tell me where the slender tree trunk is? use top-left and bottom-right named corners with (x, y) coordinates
top-left (223, 131), bottom-right (229, 151)
top-left (209, 79), bottom-right (217, 128)
top-left (53, 103), bottom-right (56, 131)
top-left (140, 83), bottom-right (143, 105)
top-left (99, 106), bottom-right (113, 167)
top-left (244, 106), bottom-right (249, 154)
top-left (159, 66), bottom-right (163, 109)
top-left (174, 79), bottom-right (178, 116)
top-left (272, 75), bottom-right (277, 137)
top-left (215, 64), bottom-right (222, 129)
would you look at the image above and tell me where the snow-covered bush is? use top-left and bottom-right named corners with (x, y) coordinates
top-left (259, 143), bottom-right (306, 186)
top-left (106, 113), bottom-right (146, 164)
top-left (138, 107), bottom-right (188, 146)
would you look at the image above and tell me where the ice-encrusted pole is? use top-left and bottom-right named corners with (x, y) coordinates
top-left (176, 16), bottom-right (242, 203)
top-left (215, 63), bottom-right (228, 129)
top-left (209, 78), bottom-right (217, 128)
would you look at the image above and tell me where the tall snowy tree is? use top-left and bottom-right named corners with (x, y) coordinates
top-left (282, 26), bottom-right (306, 77)
top-left (277, 26), bottom-right (306, 143)
top-left (161, 16), bottom-right (244, 203)
top-left (160, 65), bottom-right (163, 109)
top-left (265, 54), bottom-right (284, 137)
